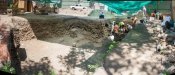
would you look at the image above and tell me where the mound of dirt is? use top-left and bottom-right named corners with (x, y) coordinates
top-left (12, 17), bottom-right (36, 41)
top-left (25, 16), bottom-right (111, 42)
top-left (1, 15), bottom-right (134, 43)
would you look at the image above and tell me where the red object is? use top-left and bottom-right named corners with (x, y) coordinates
top-left (0, 24), bottom-right (10, 63)
top-left (0, 44), bottom-right (10, 62)
top-left (151, 13), bottom-right (155, 17)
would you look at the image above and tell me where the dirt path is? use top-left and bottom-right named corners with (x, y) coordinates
top-left (93, 21), bottom-right (166, 75)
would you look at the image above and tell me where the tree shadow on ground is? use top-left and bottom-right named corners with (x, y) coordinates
top-left (21, 57), bottom-right (54, 75)
top-left (57, 37), bottom-right (111, 74)
top-left (103, 23), bottom-right (164, 75)
top-left (7, 29), bottom-right (24, 75)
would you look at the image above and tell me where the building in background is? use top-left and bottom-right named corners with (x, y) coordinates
top-left (17, 0), bottom-right (33, 12)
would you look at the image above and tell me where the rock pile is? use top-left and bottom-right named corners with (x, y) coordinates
top-left (12, 17), bottom-right (36, 41)
top-left (149, 18), bottom-right (175, 74)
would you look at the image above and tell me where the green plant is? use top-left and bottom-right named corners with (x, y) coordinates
top-left (8, 4), bottom-right (13, 9)
top-left (87, 64), bottom-right (99, 72)
top-left (37, 71), bottom-right (43, 75)
top-left (162, 70), bottom-right (170, 75)
top-left (0, 62), bottom-right (16, 74)
top-left (87, 41), bottom-right (119, 72)
top-left (37, 69), bottom-right (57, 75)
top-left (50, 69), bottom-right (57, 75)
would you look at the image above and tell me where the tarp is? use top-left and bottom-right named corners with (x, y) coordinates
top-left (98, 1), bottom-right (152, 15)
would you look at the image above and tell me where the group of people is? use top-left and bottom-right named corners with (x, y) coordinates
top-left (149, 9), bottom-right (174, 33)
top-left (112, 21), bottom-right (130, 34)
top-left (109, 17), bottom-right (137, 41)
top-left (161, 14), bottom-right (174, 32)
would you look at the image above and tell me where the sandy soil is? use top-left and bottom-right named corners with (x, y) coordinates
top-left (57, 8), bottom-right (93, 17)
top-left (19, 20), bottom-right (167, 75)
top-left (1, 14), bottom-right (171, 75)
top-left (94, 20), bottom-right (166, 75)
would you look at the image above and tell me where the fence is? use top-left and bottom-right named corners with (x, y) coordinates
top-left (146, 1), bottom-right (172, 15)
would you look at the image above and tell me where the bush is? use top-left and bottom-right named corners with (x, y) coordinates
top-left (0, 62), bottom-right (15, 74)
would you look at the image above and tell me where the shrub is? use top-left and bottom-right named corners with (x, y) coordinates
top-left (0, 62), bottom-right (15, 74)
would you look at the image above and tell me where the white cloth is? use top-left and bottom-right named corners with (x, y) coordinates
top-left (127, 24), bottom-right (132, 30)
top-left (109, 35), bottom-right (114, 41)
top-left (149, 17), bottom-right (154, 21)
top-left (161, 16), bottom-right (171, 26)
top-left (143, 6), bottom-right (146, 16)
top-left (111, 21), bottom-right (115, 33)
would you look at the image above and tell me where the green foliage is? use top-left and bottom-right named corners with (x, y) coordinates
top-left (0, 62), bottom-right (16, 74)
top-left (37, 69), bottom-right (56, 75)
top-left (162, 70), bottom-right (170, 75)
top-left (87, 41), bottom-right (119, 72)
top-left (87, 64), bottom-right (99, 72)
top-left (9, 4), bottom-right (13, 9)
top-left (50, 69), bottom-right (57, 75)
top-left (37, 71), bottom-right (43, 75)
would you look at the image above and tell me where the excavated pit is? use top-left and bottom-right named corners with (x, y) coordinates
top-left (5, 15), bottom-right (133, 49)
top-left (17, 15), bottom-right (114, 48)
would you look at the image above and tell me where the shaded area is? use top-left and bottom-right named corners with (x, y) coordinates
top-left (103, 23), bottom-right (164, 75)
top-left (7, 29), bottom-right (23, 75)
top-left (21, 57), bottom-right (54, 75)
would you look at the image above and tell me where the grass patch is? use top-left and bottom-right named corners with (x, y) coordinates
top-left (87, 41), bottom-right (119, 72)
top-left (0, 62), bottom-right (16, 74)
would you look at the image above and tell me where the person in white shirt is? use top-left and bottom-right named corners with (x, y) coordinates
top-left (161, 14), bottom-right (171, 27)
top-left (161, 14), bottom-right (171, 32)
top-left (111, 21), bottom-right (115, 34)
top-left (142, 6), bottom-right (147, 17)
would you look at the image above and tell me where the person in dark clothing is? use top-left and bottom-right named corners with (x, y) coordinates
top-left (154, 10), bottom-right (157, 14)
top-left (165, 21), bottom-right (171, 30)
top-left (159, 15), bottom-right (163, 21)
top-left (151, 10), bottom-right (157, 17)
top-left (33, 5), bottom-right (38, 14)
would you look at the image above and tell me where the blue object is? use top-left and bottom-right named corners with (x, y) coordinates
top-left (170, 20), bottom-right (174, 28)
top-left (99, 1), bottom-right (152, 15)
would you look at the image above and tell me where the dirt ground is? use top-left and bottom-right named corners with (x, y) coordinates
top-left (19, 19), bottom-right (169, 75)
top-left (1, 14), bottom-right (169, 75)
top-left (58, 8), bottom-right (93, 17)
top-left (96, 20), bottom-right (168, 75)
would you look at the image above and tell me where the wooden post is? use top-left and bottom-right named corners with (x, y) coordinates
top-left (172, 0), bottom-right (175, 21)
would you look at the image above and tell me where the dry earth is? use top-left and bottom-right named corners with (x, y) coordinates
top-left (1, 14), bottom-right (171, 75)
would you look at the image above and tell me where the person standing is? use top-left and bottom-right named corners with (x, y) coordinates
top-left (143, 6), bottom-right (147, 17)
top-left (111, 21), bottom-right (115, 34)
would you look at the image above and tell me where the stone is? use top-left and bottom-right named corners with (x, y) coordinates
top-left (167, 65), bottom-right (175, 74)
